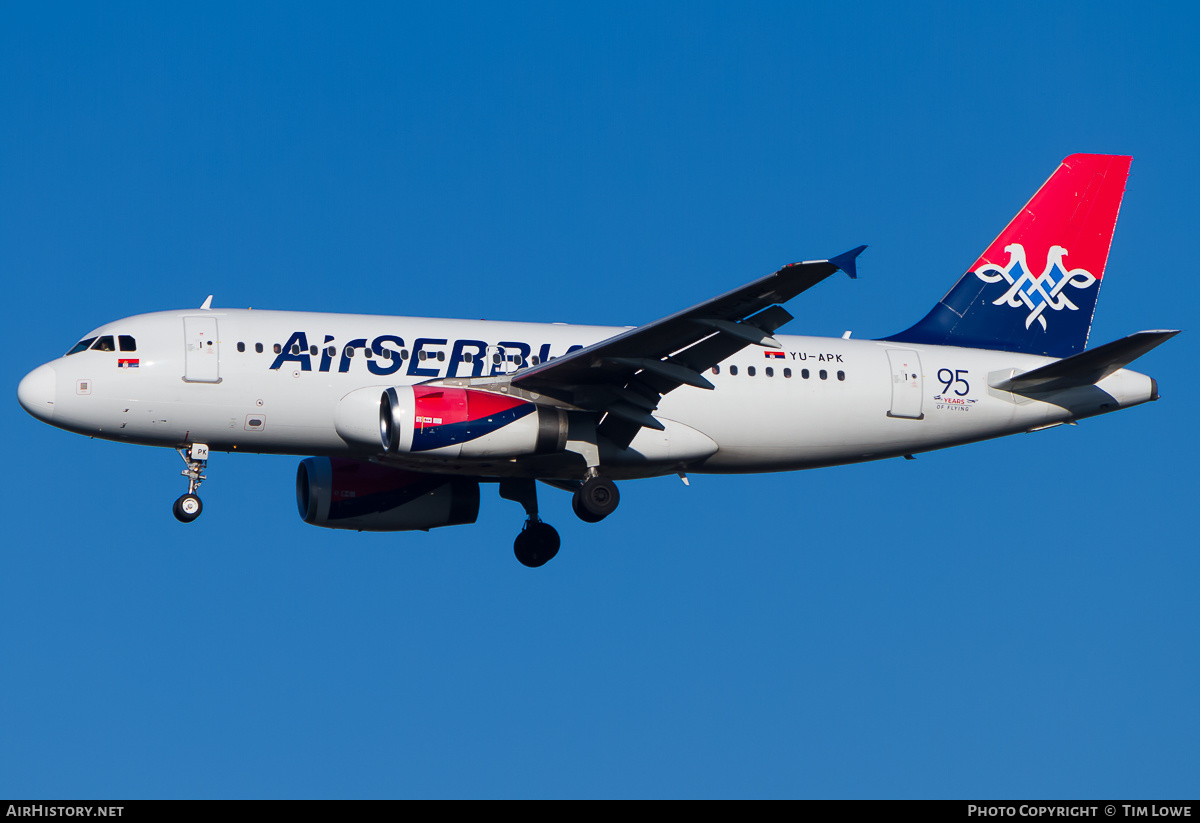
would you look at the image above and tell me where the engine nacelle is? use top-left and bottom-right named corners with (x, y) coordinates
top-left (296, 457), bottom-right (479, 532)
top-left (379, 386), bottom-right (567, 459)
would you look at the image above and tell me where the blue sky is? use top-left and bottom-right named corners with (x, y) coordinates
top-left (2, 2), bottom-right (1197, 799)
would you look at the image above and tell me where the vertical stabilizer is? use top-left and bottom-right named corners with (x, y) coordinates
top-left (886, 154), bottom-right (1132, 357)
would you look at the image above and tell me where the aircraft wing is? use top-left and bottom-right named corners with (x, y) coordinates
top-left (511, 246), bottom-right (866, 447)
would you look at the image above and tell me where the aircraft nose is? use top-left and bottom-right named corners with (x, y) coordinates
top-left (17, 363), bottom-right (56, 421)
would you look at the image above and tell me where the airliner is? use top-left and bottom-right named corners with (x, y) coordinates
top-left (17, 154), bottom-right (1178, 566)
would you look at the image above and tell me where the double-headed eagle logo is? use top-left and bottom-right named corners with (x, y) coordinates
top-left (974, 243), bottom-right (1097, 330)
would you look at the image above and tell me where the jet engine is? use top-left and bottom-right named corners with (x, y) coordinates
top-left (377, 386), bottom-right (567, 459)
top-left (296, 457), bottom-right (480, 531)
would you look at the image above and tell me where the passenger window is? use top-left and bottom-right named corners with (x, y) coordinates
top-left (784, 368), bottom-right (792, 378)
top-left (274, 343), bottom-right (282, 354)
top-left (819, 369), bottom-right (828, 380)
top-left (464, 353), bottom-right (473, 364)
top-left (730, 365), bottom-right (738, 376)
top-left (747, 366), bottom-right (756, 377)
top-left (344, 346), bottom-right (355, 358)
top-left (712, 365), bottom-right (720, 375)
top-left (118, 335), bottom-right (136, 352)
top-left (837, 370), bottom-right (845, 381)
top-left (237, 342), bottom-right (246, 353)
top-left (765, 367), bottom-right (774, 377)
top-left (801, 369), bottom-right (810, 379)
top-left (255, 343), bottom-right (263, 353)
top-left (91, 336), bottom-right (116, 352)
top-left (67, 337), bottom-right (97, 356)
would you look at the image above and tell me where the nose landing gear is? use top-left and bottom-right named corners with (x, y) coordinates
top-left (173, 443), bottom-right (209, 523)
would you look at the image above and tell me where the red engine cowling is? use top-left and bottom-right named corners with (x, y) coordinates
top-left (379, 386), bottom-right (567, 459)
top-left (296, 457), bottom-right (479, 532)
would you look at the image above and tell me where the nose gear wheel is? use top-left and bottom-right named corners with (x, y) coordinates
top-left (173, 493), bottom-right (203, 523)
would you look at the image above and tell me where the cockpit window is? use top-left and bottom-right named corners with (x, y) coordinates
top-left (118, 335), bottom-right (136, 352)
top-left (66, 337), bottom-right (97, 356)
top-left (91, 336), bottom-right (116, 352)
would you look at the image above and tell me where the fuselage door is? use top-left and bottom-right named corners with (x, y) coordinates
top-left (183, 316), bottom-right (221, 383)
top-left (886, 348), bottom-right (924, 419)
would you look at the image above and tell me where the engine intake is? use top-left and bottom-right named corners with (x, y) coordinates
top-left (379, 386), bottom-right (567, 459)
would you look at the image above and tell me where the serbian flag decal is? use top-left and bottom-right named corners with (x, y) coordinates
top-left (118, 359), bottom-right (139, 369)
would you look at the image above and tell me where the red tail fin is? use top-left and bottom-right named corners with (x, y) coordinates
top-left (888, 154), bottom-right (1132, 357)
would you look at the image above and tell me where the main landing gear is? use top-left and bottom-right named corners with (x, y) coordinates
top-left (500, 478), bottom-right (560, 568)
top-left (513, 519), bottom-right (561, 568)
top-left (173, 443), bottom-right (209, 523)
top-left (501, 474), bottom-right (621, 567)
top-left (571, 475), bottom-right (620, 523)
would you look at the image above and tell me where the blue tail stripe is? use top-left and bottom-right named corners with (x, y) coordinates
top-left (884, 270), bottom-right (1102, 357)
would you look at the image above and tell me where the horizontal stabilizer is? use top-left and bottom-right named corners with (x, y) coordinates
top-left (989, 330), bottom-right (1180, 394)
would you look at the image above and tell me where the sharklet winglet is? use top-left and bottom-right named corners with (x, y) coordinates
top-left (829, 245), bottom-right (867, 280)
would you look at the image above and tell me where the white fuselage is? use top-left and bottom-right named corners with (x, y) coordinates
top-left (20, 307), bottom-right (1158, 479)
